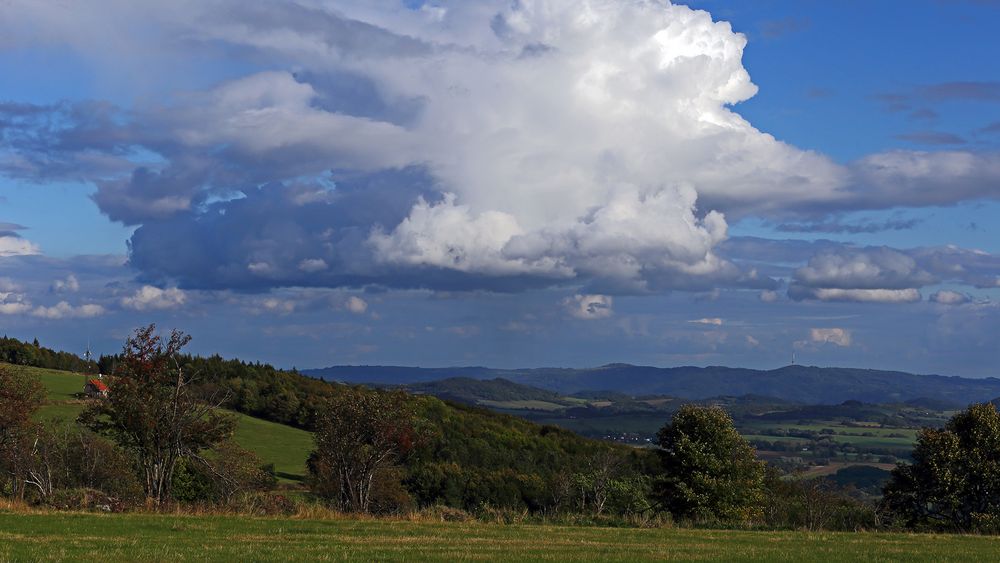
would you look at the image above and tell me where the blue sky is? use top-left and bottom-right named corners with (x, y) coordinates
top-left (1, 0), bottom-right (999, 376)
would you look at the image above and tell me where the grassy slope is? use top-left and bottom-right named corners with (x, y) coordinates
top-left (1, 511), bottom-right (998, 562)
top-left (7, 363), bottom-right (313, 481)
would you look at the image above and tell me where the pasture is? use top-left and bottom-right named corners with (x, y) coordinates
top-left (0, 511), bottom-right (997, 561)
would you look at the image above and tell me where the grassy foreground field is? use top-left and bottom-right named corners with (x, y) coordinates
top-left (0, 511), bottom-right (997, 562)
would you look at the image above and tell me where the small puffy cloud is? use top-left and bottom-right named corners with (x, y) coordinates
top-left (120, 286), bottom-right (187, 310)
top-left (0, 289), bottom-right (32, 315)
top-left (0, 233), bottom-right (40, 257)
top-left (0, 277), bottom-right (21, 292)
top-left (759, 290), bottom-right (780, 303)
top-left (810, 328), bottom-right (852, 347)
top-left (247, 262), bottom-right (273, 275)
top-left (298, 258), bottom-right (328, 273)
top-left (499, 320), bottom-right (536, 334)
top-left (446, 325), bottom-right (480, 337)
top-left (689, 318), bottom-right (724, 326)
top-left (563, 294), bottom-right (613, 320)
top-left (745, 335), bottom-right (760, 347)
top-left (51, 274), bottom-right (80, 293)
top-left (344, 296), bottom-right (368, 314)
top-left (259, 298), bottom-right (296, 314)
top-left (31, 301), bottom-right (105, 319)
top-left (930, 290), bottom-right (971, 305)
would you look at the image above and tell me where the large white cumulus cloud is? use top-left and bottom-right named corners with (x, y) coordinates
top-left (3, 0), bottom-right (999, 294)
top-left (348, 0), bottom-right (842, 288)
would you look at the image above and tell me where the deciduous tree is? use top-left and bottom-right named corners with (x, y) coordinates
top-left (308, 389), bottom-right (418, 513)
top-left (654, 405), bottom-right (765, 522)
top-left (883, 403), bottom-right (1000, 531)
top-left (0, 365), bottom-right (45, 499)
top-left (80, 325), bottom-right (236, 506)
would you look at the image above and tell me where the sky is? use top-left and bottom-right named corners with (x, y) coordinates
top-left (1, 0), bottom-right (999, 376)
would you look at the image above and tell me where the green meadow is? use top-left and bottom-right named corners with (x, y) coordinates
top-left (0, 511), bottom-right (997, 562)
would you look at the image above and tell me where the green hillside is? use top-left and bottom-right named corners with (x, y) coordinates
top-left (6, 363), bottom-right (313, 482)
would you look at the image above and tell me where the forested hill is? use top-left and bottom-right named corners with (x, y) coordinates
top-left (398, 377), bottom-right (571, 405)
top-left (304, 364), bottom-right (1000, 406)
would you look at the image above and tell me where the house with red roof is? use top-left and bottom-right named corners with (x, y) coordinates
top-left (84, 377), bottom-right (109, 399)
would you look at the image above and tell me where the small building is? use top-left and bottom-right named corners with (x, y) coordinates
top-left (84, 377), bottom-right (109, 399)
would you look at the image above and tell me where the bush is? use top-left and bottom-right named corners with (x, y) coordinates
top-left (763, 471), bottom-right (878, 531)
top-left (46, 488), bottom-right (129, 513)
top-left (229, 492), bottom-right (298, 516)
top-left (419, 505), bottom-right (474, 522)
top-left (172, 443), bottom-right (276, 504)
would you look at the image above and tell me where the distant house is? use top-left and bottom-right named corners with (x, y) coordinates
top-left (84, 377), bottom-right (109, 399)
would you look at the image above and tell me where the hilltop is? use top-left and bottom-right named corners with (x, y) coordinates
top-left (306, 363), bottom-right (1000, 406)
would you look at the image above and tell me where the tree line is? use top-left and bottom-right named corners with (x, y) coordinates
top-left (2, 327), bottom-right (1000, 532)
top-left (0, 336), bottom-right (96, 373)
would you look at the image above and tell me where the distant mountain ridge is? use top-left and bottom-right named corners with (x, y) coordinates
top-left (396, 377), bottom-right (571, 406)
top-left (303, 364), bottom-right (1000, 406)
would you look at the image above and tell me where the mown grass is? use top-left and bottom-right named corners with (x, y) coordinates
top-left (0, 511), bottom-right (997, 562)
top-left (6, 363), bottom-right (313, 482)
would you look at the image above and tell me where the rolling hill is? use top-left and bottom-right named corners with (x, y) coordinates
top-left (306, 363), bottom-right (1000, 406)
top-left (10, 363), bottom-right (314, 481)
top-left (397, 377), bottom-right (578, 409)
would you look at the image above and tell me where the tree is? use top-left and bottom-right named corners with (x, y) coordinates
top-left (0, 365), bottom-right (44, 443)
top-left (572, 450), bottom-right (625, 515)
top-left (80, 325), bottom-right (236, 506)
top-left (308, 389), bottom-right (418, 513)
top-left (654, 405), bottom-right (765, 522)
top-left (0, 365), bottom-right (45, 499)
top-left (883, 403), bottom-right (1000, 532)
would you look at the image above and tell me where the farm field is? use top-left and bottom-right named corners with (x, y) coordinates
top-left (0, 511), bottom-right (997, 562)
top-left (7, 363), bottom-right (313, 482)
top-left (480, 399), bottom-right (567, 411)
